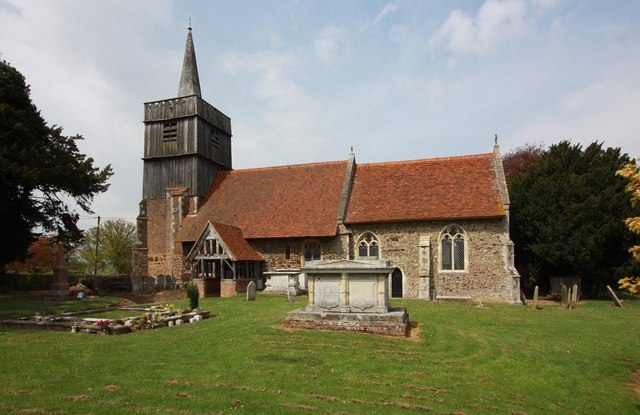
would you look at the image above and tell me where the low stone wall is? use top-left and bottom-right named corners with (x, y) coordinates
top-left (220, 279), bottom-right (254, 297)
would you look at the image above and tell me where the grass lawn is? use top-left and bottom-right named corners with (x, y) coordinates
top-left (0, 294), bottom-right (638, 414)
top-left (0, 294), bottom-right (125, 320)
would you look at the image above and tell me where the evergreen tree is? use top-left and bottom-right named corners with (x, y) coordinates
top-left (509, 141), bottom-right (640, 295)
top-left (0, 60), bottom-right (112, 272)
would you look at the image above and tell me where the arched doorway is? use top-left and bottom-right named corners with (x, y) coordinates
top-left (391, 268), bottom-right (403, 298)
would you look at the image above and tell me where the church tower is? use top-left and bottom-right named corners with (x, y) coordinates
top-left (142, 26), bottom-right (232, 200)
top-left (133, 27), bottom-right (232, 284)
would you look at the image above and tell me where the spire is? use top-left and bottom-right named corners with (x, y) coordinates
top-left (178, 26), bottom-right (202, 98)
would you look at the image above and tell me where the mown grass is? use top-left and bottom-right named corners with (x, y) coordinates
top-left (0, 295), bottom-right (638, 414)
top-left (0, 294), bottom-right (124, 320)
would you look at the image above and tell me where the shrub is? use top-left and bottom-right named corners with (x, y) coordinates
top-left (185, 282), bottom-right (199, 310)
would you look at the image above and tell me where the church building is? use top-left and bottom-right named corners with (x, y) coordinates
top-left (132, 28), bottom-right (521, 304)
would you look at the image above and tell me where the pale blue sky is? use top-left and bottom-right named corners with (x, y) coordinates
top-left (1, 0), bottom-right (639, 223)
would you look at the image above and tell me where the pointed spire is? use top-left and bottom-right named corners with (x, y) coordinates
top-left (178, 26), bottom-right (202, 98)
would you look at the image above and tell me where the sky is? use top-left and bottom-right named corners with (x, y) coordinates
top-left (1, 0), bottom-right (639, 227)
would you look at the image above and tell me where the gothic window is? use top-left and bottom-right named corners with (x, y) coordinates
top-left (162, 121), bottom-right (178, 142)
top-left (441, 225), bottom-right (466, 271)
top-left (302, 240), bottom-right (321, 263)
top-left (357, 232), bottom-right (380, 259)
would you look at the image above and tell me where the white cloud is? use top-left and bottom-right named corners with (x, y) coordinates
top-left (430, 0), bottom-right (532, 58)
top-left (314, 26), bottom-right (348, 66)
top-left (218, 49), bottom-right (327, 167)
top-left (371, 2), bottom-right (400, 26)
top-left (511, 56), bottom-right (640, 157)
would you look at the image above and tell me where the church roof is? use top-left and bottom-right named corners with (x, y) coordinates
top-left (177, 27), bottom-right (202, 98)
top-left (344, 153), bottom-right (506, 224)
top-left (177, 160), bottom-right (349, 241)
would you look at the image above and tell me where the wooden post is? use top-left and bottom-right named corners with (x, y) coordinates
top-left (606, 285), bottom-right (623, 308)
top-left (532, 286), bottom-right (539, 310)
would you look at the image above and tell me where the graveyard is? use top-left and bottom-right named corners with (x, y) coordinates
top-left (0, 293), bottom-right (638, 414)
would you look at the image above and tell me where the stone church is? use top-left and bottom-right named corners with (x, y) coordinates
top-left (132, 28), bottom-right (521, 304)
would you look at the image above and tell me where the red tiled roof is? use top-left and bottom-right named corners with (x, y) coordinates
top-left (211, 222), bottom-right (263, 261)
top-left (177, 161), bottom-right (348, 241)
top-left (344, 153), bottom-right (505, 224)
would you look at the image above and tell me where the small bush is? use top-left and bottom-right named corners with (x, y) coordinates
top-left (185, 282), bottom-right (199, 310)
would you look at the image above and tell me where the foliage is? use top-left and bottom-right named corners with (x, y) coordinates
top-left (502, 141), bottom-right (545, 184)
top-left (186, 282), bottom-right (199, 310)
top-left (4, 236), bottom-right (58, 273)
top-left (0, 60), bottom-right (113, 272)
top-left (509, 141), bottom-right (640, 293)
top-left (70, 219), bottom-right (136, 275)
top-left (0, 296), bottom-right (638, 414)
top-left (617, 159), bottom-right (640, 293)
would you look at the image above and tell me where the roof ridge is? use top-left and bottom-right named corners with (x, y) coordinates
top-left (228, 159), bottom-right (347, 173)
top-left (358, 153), bottom-right (493, 167)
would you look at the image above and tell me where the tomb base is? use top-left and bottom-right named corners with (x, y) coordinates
top-left (284, 307), bottom-right (409, 337)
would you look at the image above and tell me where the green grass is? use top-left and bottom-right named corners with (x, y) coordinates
top-left (0, 295), bottom-right (638, 414)
top-left (0, 294), bottom-right (124, 320)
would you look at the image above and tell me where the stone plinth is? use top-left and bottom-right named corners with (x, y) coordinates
top-left (263, 269), bottom-right (301, 295)
top-left (284, 259), bottom-right (409, 337)
top-left (285, 308), bottom-right (409, 337)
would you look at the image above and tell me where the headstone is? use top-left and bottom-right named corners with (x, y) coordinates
top-left (567, 286), bottom-right (573, 309)
top-left (287, 288), bottom-right (296, 303)
top-left (246, 281), bottom-right (256, 301)
top-left (532, 286), bottom-right (539, 310)
top-left (606, 285), bottom-right (623, 308)
top-left (571, 283), bottom-right (578, 304)
top-left (561, 284), bottom-right (568, 308)
top-left (49, 244), bottom-right (70, 297)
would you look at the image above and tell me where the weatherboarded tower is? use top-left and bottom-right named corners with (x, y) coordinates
top-left (132, 27), bottom-right (232, 284)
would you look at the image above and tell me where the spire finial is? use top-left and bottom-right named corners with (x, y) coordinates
top-left (494, 134), bottom-right (498, 145)
top-left (178, 25), bottom-right (201, 97)
top-left (350, 145), bottom-right (354, 156)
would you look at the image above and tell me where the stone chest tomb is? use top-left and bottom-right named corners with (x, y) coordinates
top-left (285, 259), bottom-right (409, 337)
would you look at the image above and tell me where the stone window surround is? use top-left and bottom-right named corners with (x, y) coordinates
top-left (356, 231), bottom-right (380, 260)
top-left (301, 239), bottom-right (322, 266)
top-left (438, 224), bottom-right (468, 273)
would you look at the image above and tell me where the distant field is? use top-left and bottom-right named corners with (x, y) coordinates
top-left (0, 294), bottom-right (638, 414)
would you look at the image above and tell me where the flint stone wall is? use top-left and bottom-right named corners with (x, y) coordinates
top-left (348, 218), bottom-right (519, 303)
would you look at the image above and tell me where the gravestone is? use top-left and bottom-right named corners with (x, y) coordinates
top-left (532, 285), bottom-right (539, 310)
top-left (561, 284), bottom-right (569, 308)
top-left (49, 244), bottom-right (70, 297)
top-left (606, 285), bottom-right (623, 308)
top-left (156, 275), bottom-right (165, 290)
top-left (246, 281), bottom-right (256, 301)
top-left (571, 283), bottom-right (578, 304)
top-left (287, 287), bottom-right (296, 303)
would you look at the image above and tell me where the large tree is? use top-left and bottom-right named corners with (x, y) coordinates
top-left (617, 159), bottom-right (640, 293)
top-left (0, 60), bottom-right (112, 271)
top-left (509, 141), bottom-right (640, 295)
top-left (71, 219), bottom-right (136, 275)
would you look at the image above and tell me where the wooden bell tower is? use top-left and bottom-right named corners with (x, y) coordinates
top-left (141, 26), bottom-right (232, 201)
top-left (133, 26), bottom-right (232, 283)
